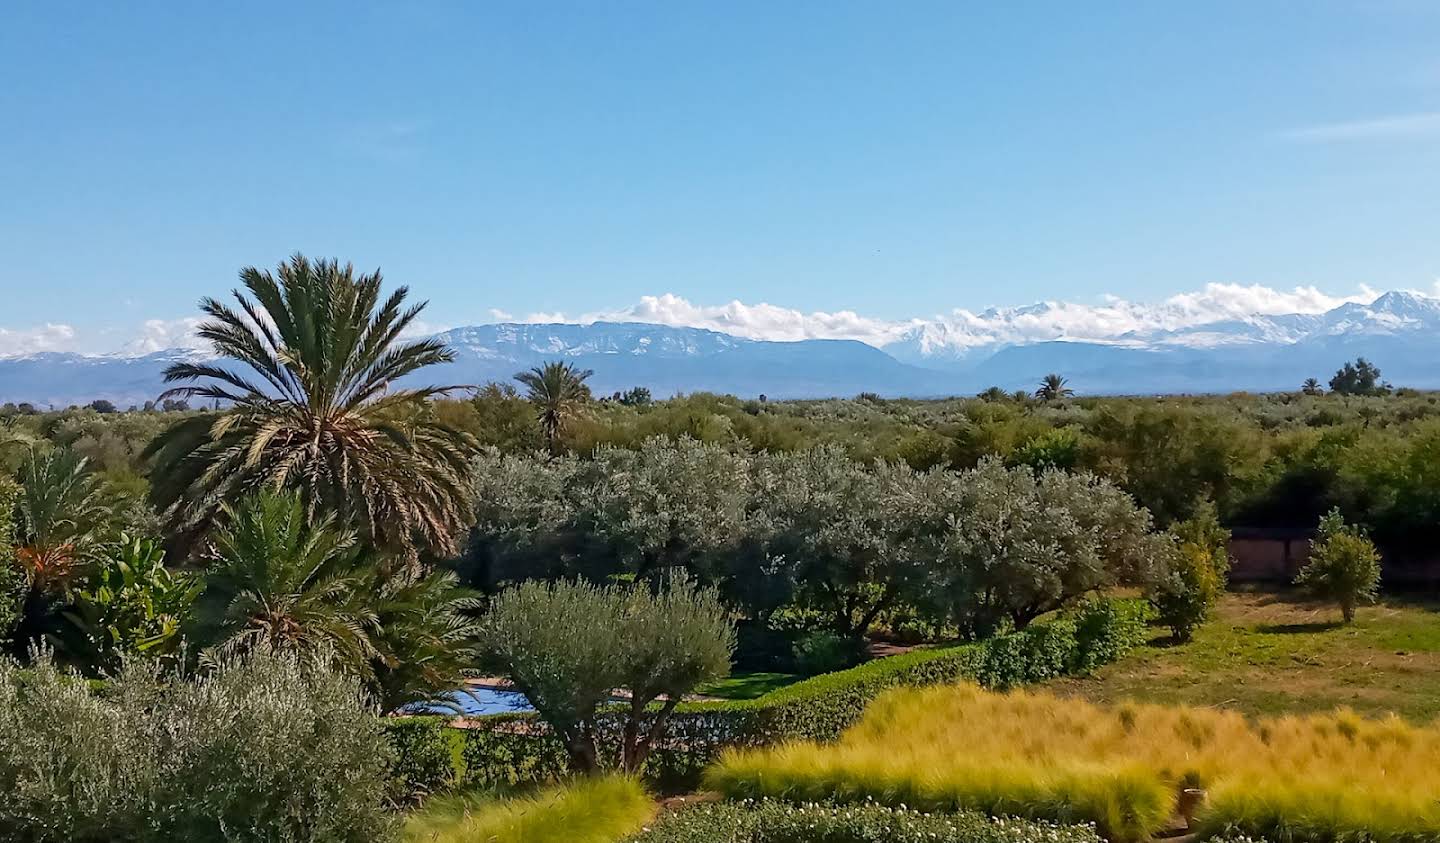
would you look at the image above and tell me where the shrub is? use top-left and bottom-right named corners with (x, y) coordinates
top-left (1071, 596), bottom-right (1153, 672)
top-left (458, 718), bottom-right (569, 790)
top-left (60, 534), bottom-right (200, 672)
top-left (0, 648), bottom-right (396, 842)
top-left (402, 775), bottom-right (652, 843)
top-left (975, 617), bottom-right (1078, 688)
top-left (480, 576), bottom-right (733, 774)
top-left (1296, 509), bottom-right (1381, 623)
top-left (384, 717), bottom-right (463, 802)
top-left (0, 478), bottom-right (21, 647)
top-left (1150, 505), bottom-right (1229, 642)
top-left (791, 630), bottom-right (863, 675)
top-left (627, 799), bottom-right (1105, 843)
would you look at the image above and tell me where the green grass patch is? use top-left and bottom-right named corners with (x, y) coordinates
top-left (1050, 591), bottom-right (1440, 721)
top-left (402, 776), bottom-right (653, 843)
top-left (697, 672), bottom-right (803, 700)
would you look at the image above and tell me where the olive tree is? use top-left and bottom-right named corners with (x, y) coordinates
top-left (480, 576), bottom-right (733, 774)
top-left (616, 576), bottom-right (734, 771)
top-left (1296, 509), bottom-right (1381, 622)
top-left (927, 459), bottom-right (1163, 635)
top-left (757, 448), bottom-right (929, 638)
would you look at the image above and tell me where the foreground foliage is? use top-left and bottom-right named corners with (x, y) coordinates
top-left (1149, 504), bottom-right (1230, 642)
top-left (628, 799), bottom-right (1103, 843)
top-left (403, 776), bottom-right (651, 843)
top-left (709, 683), bottom-right (1440, 842)
top-left (0, 648), bottom-right (395, 843)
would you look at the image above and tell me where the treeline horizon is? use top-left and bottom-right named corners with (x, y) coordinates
top-left (7, 381), bottom-right (1440, 550)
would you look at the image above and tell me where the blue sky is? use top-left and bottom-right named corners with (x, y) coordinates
top-left (3, 1), bottom-right (1440, 353)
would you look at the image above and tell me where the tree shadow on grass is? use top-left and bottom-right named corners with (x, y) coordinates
top-left (1256, 621), bottom-right (1343, 635)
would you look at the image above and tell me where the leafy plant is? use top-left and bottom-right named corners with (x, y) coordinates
top-left (12, 448), bottom-right (110, 592)
top-left (1296, 508), bottom-right (1381, 622)
top-left (61, 534), bottom-right (199, 671)
top-left (0, 479), bottom-right (21, 647)
top-left (1150, 504), bottom-right (1230, 642)
top-left (791, 630), bottom-right (863, 676)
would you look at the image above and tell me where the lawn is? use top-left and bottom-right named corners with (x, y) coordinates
top-left (1050, 590), bottom-right (1440, 721)
top-left (697, 671), bottom-right (803, 700)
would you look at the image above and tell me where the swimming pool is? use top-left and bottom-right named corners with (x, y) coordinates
top-left (407, 686), bottom-right (535, 716)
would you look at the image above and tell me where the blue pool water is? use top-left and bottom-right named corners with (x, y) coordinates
top-left (409, 686), bottom-right (535, 716)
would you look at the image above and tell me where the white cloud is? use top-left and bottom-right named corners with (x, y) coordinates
top-left (525, 293), bottom-right (914, 346)
top-left (124, 317), bottom-right (206, 355)
top-left (0, 323), bottom-right (78, 357)
top-left (0, 282), bottom-right (1395, 359)
top-left (506, 283), bottom-right (1382, 354)
top-left (1277, 112), bottom-right (1440, 142)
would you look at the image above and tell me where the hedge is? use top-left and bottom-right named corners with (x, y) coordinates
top-left (624, 799), bottom-right (1106, 843)
top-left (385, 597), bottom-right (1153, 797)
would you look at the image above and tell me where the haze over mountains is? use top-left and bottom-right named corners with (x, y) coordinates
top-left (4, 290), bottom-right (1440, 406)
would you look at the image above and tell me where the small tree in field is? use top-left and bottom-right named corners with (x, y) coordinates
top-left (480, 576), bottom-right (733, 774)
top-left (1296, 509), bottom-right (1381, 623)
top-left (1150, 503), bottom-right (1230, 642)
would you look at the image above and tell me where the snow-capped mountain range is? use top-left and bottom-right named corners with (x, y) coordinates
top-left (5, 291), bottom-right (1440, 406)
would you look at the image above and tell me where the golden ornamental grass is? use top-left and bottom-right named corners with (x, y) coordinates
top-left (402, 776), bottom-right (654, 843)
top-left (706, 683), bottom-right (1440, 842)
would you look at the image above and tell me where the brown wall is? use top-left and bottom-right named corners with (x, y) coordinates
top-left (1228, 536), bottom-right (1311, 583)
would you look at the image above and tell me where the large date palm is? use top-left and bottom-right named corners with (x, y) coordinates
top-left (146, 255), bottom-right (477, 559)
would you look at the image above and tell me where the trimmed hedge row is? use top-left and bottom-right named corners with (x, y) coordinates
top-left (385, 598), bottom-right (1153, 796)
top-left (625, 799), bottom-right (1106, 843)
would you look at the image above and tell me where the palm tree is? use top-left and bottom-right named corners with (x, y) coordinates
top-left (194, 491), bottom-right (480, 710)
top-left (515, 360), bottom-right (593, 453)
top-left (1034, 373), bottom-right (1075, 402)
top-left (367, 565), bottom-right (482, 711)
top-left (194, 491), bottom-right (376, 672)
top-left (1301, 378), bottom-right (1324, 396)
top-left (146, 255), bottom-right (477, 560)
top-left (13, 448), bottom-right (111, 592)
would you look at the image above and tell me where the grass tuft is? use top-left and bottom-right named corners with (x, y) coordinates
top-left (403, 775), bottom-right (653, 843)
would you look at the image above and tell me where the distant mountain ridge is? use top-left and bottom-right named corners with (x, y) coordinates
top-left (5, 292), bottom-right (1440, 405)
